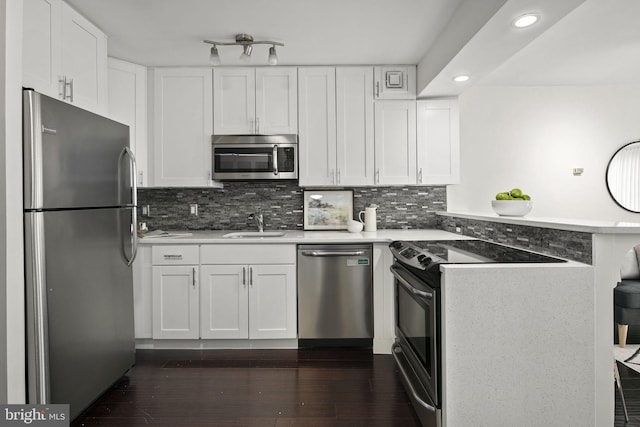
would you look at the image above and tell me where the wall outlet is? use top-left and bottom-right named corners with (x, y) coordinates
top-left (455, 227), bottom-right (462, 233)
top-left (141, 205), bottom-right (150, 216)
top-left (190, 204), bottom-right (198, 216)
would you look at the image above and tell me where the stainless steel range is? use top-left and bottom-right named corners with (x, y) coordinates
top-left (388, 239), bottom-right (565, 427)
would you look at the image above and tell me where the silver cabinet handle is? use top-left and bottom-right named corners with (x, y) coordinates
top-left (249, 267), bottom-right (253, 286)
top-left (375, 81), bottom-right (380, 98)
top-left (301, 250), bottom-right (366, 257)
top-left (337, 169), bottom-right (340, 184)
top-left (163, 254), bottom-right (183, 260)
top-left (58, 76), bottom-right (66, 99)
top-left (418, 167), bottom-right (423, 184)
top-left (256, 117), bottom-right (260, 134)
top-left (273, 145), bottom-right (279, 175)
top-left (390, 266), bottom-right (433, 299)
top-left (192, 267), bottom-right (196, 287)
top-left (242, 267), bottom-right (246, 287)
top-left (68, 78), bottom-right (74, 103)
top-left (250, 118), bottom-right (254, 134)
top-left (376, 169), bottom-right (380, 184)
top-left (329, 169), bottom-right (335, 185)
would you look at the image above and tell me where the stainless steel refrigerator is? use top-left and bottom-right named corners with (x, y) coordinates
top-left (23, 89), bottom-right (138, 420)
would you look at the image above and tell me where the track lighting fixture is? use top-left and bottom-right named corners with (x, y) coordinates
top-left (204, 34), bottom-right (283, 65)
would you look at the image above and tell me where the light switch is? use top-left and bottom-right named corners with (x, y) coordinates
top-left (190, 204), bottom-right (198, 216)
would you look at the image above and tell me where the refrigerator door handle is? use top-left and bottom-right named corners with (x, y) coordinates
top-left (118, 147), bottom-right (138, 266)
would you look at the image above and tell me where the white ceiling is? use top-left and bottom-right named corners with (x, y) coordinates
top-left (64, 0), bottom-right (464, 67)
top-left (65, 0), bottom-right (640, 95)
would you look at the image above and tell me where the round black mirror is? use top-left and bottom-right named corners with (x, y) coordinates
top-left (606, 140), bottom-right (640, 213)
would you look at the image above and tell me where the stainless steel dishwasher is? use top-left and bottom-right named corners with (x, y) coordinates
top-left (297, 244), bottom-right (373, 346)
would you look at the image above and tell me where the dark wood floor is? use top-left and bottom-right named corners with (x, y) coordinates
top-left (71, 348), bottom-right (421, 427)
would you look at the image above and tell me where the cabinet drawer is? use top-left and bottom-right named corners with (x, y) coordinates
top-left (200, 244), bottom-right (296, 265)
top-left (152, 245), bottom-right (199, 265)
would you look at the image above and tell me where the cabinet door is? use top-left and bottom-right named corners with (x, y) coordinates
top-left (298, 67), bottom-right (337, 186)
top-left (23, 0), bottom-right (62, 98)
top-left (200, 265), bottom-right (249, 339)
top-left (336, 67), bottom-right (375, 186)
top-left (152, 68), bottom-right (213, 187)
top-left (374, 101), bottom-right (417, 185)
top-left (213, 68), bottom-right (256, 134)
top-left (255, 67), bottom-right (298, 134)
top-left (108, 58), bottom-right (148, 187)
top-left (61, 2), bottom-right (108, 114)
top-left (416, 99), bottom-right (460, 184)
top-left (249, 264), bottom-right (297, 339)
top-left (152, 265), bottom-right (199, 339)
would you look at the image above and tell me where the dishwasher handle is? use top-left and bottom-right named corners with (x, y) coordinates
top-left (300, 250), bottom-right (366, 257)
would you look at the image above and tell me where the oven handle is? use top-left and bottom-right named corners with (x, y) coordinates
top-left (390, 265), bottom-right (433, 299)
top-left (392, 342), bottom-right (437, 413)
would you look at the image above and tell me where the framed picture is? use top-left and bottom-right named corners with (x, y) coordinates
top-left (303, 190), bottom-right (354, 230)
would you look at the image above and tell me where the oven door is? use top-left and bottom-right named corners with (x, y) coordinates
top-left (391, 264), bottom-right (439, 406)
top-left (212, 143), bottom-right (297, 180)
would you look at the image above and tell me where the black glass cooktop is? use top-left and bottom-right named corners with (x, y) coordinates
top-left (411, 240), bottom-right (565, 263)
top-left (390, 239), bottom-right (566, 272)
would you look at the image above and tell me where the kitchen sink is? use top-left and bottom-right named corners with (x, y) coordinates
top-left (223, 231), bottom-right (286, 238)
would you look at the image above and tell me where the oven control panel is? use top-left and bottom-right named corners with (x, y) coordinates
top-left (390, 241), bottom-right (437, 270)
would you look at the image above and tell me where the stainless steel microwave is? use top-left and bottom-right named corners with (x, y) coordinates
top-left (211, 134), bottom-right (298, 180)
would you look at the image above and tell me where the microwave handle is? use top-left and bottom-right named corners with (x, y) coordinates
top-left (273, 145), bottom-right (279, 175)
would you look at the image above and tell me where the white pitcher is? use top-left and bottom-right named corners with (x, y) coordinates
top-left (358, 204), bottom-right (378, 232)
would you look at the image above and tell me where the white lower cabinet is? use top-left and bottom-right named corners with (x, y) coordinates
top-left (145, 244), bottom-right (297, 343)
top-left (200, 264), bottom-right (297, 339)
top-left (150, 245), bottom-right (200, 339)
top-left (152, 265), bottom-right (199, 339)
top-left (200, 244), bottom-right (297, 340)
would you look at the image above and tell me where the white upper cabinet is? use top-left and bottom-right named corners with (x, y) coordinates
top-left (108, 58), bottom-right (148, 186)
top-left (60, 2), bottom-right (108, 113)
top-left (23, 0), bottom-right (62, 98)
top-left (374, 101), bottom-right (417, 185)
top-left (336, 67), bottom-right (375, 186)
top-left (213, 67), bottom-right (297, 135)
top-left (23, 0), bottom-right (108, 114)
top-left (255, 68), bottom-right (298, 134)
top-left (374, 66), bottom-right (416, 100)
top-left (151, 68), bottom-right (213, 187)
top-left (298, 67), bottom-right (337, 186)
top-left (416, 99), bottom-right (460, 185)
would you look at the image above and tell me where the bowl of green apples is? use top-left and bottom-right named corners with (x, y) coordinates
top-left (491, 188), bottom-right (532, 216)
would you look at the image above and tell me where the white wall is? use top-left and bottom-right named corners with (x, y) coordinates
top-left (448, 84), bottom-right (640, 222)
top-left (0, 0), bottom-right (25, 403)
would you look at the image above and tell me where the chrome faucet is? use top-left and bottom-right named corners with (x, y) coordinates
top-left (248, 209), bottom-right (264, 232)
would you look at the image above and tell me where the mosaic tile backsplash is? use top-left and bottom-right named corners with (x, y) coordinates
top-left (137, 182), bottom-right (447, 231)
top-left (439, 216), bottom-right (592, 264)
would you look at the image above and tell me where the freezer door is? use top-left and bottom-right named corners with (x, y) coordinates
top-left (25, 208), bottom-right (135, 419)
top-left (23, 89), bottom-right (133, 210)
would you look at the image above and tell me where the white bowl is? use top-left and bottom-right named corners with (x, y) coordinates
top-left (347, 220), bottom-right (364, 233)
top-left (491, 200), bottom-right (533, 217)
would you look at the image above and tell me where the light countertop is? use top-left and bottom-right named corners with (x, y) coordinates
top-left (438, 211), bottom-right (640, 234)
top-left (139, 229), bottom-right (469, 245)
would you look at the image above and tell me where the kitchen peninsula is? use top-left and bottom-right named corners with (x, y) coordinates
top-left (439, 211), bottom-right (640, 426)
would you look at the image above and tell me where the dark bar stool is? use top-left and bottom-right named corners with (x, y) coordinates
top-left (614, 246), bottom-right (640, 347)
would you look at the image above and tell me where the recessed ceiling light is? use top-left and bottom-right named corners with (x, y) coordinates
top-left (513, 13), bottom-right (539, 28)
top-left (453, 75), bottom-right (470, 83)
